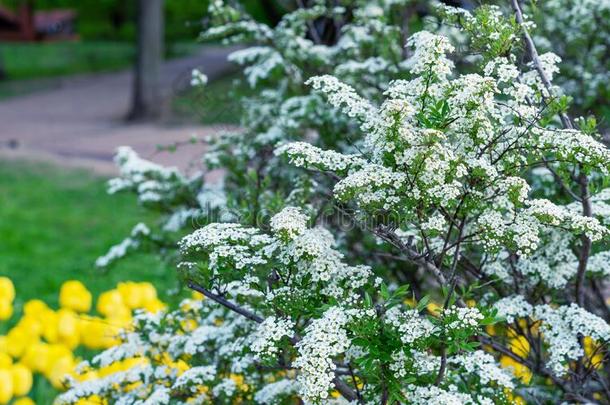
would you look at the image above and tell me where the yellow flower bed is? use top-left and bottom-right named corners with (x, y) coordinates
top-left (0, 277), bottom-right (166, 405)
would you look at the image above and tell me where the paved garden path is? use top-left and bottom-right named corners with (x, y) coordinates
top-left (0, 45), bottom-right (238, 176)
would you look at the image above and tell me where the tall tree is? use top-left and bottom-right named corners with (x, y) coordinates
top-left (128, 0), bottom-right (164, 121)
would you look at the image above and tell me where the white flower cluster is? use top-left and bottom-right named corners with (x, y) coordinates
top-left (493, 295), bottom-right (533, 324)
top-left (450, 350), bottom-right (515, 389)
top-left (269, 206), bottom-right (308, 240)
top-left (306, 75), bottom-right (377, 121)
top-left (293, 307), bottom-right (351, 402)
top-left (405, 31), bottom-right (455, 78)
top-left (251, 316), bottom-right (294, 358)
top-left (441, 306), bottom-right (484, 332)
top-left (253, 379), bottom-right (299, 404)
top-left (530, 0), bottom-right (610, 106)
top-left (494, 296), bottom-right (610, 376)
top-left (334, 164), bottom-right (408, 210)
top-left (179, 223), bottom-right (273, 274)
top-left (108, 146), bottom-right (186, 203)
top-left (527, 199), bottom-right (607, 242)
top-left (537, 129), bottom-right (610, 174)
top-left (385, 307), bottom-right (435, 344)
top-left (172, 366), bottom-right (216, 393)
top-left (57, 364), bottom-right (154, 404)
top-left (190, 68), bottom-right (208, 87)
top-left (274, 141), bottom-right (365, 173)
top-left (228, 47), bottom-right (284, 88)
top-left (404, 384), bottom-right (477, 405)
top-left (536, 304), bottom-right (610, 376)
top-left (85, 1), bottom-right (610, 402)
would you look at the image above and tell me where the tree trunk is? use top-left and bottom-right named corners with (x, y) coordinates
top-left (128, 0), bottom-right (164, 121)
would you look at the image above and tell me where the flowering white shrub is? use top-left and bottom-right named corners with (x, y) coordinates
top-left (66, 1), bottom-right (610, 404)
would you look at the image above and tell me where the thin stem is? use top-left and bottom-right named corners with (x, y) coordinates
top-left (187, 280), bottom-right (264, 323)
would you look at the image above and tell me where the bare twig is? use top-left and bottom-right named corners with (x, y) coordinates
top-left (188, 280), bottom-right (264, 323)
top-left (509, 0), bottom-right (573, 130)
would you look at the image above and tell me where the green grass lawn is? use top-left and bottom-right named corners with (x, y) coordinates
top-left (0, 160), bottom-right (177, 308)
top-left (1, 41), bottom-right (135, 80)
top-left (0, 40), bottom-right (200, 99)
top-left (0, 159), bottom-right (183, 404)
top-left (0, 40), bottom-right (199, 80)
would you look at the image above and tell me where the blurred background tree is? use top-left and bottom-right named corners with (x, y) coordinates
top-left (128, 0), bottom-right (163, 121)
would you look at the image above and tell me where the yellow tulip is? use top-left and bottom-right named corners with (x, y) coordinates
top-left (116, 282), bottom-right (159, 309)
top-left (98, 358), bottom-right (147, 378)
top-left (508, 335), bottom-right (530, 358)
top-left (230, 373), bottom-right (249, 392)
top-left (21, 342), bottom-right (50, 373)
top-left (500, 355), bottom-right (532, 384)
top-left (57, 309), bottom-right (81, 349)
top-left (41, 311), bottom-right (60, 343)
top-left (0, 337), bottom-right (7, 354)
top-left (0, 300), bottom-right (13, 321)
top-left (0, 278), bottom-right (15, 303)
top-left (427, 301), bottom-right (441, 316)
top-left (59, 280), bottom-right (92, 313)
top-left (584, 336), bottom-right (604, 369)
top-left (13, 398), bottom-right (35, 405)
top-left (23, 299), bottom-right (49, 318)
top-left (504, 388), bottom-right (525, 405)
top-left (0, 368), bottom-right (13, 404)
top-left (16, 316), bottom-right (43, 338)
top-left (80, 316), bottom-right (121, 350)
top-left (75, 395), bottom-right (105, 404)
top-left (0, 353), bottom-right (11, 368)
top-left (191, 291), bottom-right (205, 300)
top-left (143, 299), bottom-right (166, 314)
top-left (11, 364), bottom-right (33, 397)
top-left (181, 318), bottom-right (198, 332)
top-left (46, 344), bottom-right (74, 378)
top-left (76, 370), bottom-right (99, 382)
top-left (403, 297), bottom-right (416, 308)
top-left (96, 290), bottom-right (129, 318)
top-left (47, 354), bottom-right (75, 389)
top-left (117, 282), bottom-right (143, 309)
top-left (137, 282), bottom-right (158, 304)
top-left (6, 328), bottom-right (34, 358)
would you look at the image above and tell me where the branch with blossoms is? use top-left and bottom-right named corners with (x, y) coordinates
top-left (186, 279), bottom-right (361, 402)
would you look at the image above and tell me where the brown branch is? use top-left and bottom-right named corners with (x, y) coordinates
top-left (479, 335), bottom-right (596, 402)
top-left (509, 0), bottom-right (573, 130)
top-left (187, 280), bottom-right (264, 323)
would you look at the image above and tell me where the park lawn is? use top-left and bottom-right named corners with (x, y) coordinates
top-left (0, 40), bottom-right (199, 80)
top-left (1, 41), bottom-right (135, 80)
top-left (0, 159), bottom-right (186, 405)
top-left (0, 159), bottom-right (179, 309)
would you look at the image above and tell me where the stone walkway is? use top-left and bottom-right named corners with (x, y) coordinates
top-left (0, 45), bottom-right (238, 176)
